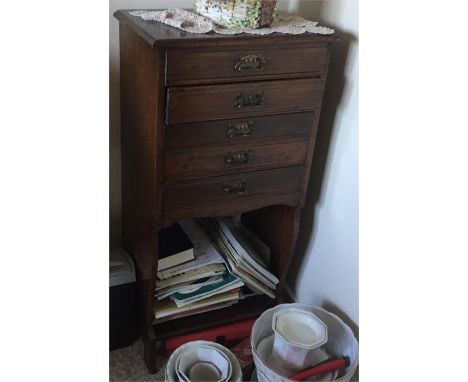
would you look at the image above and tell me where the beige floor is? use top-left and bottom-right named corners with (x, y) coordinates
top-left (110, 339), bottom-right (166, 382)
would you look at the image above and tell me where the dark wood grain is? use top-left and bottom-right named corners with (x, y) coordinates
top-left (164, 139), bottom-right (308, 181)
top-left (298, 43), bottom-right (333, 207)
top-left (166, 46), bottom-right (328, 85)
top-left (162, 193), bottom-right (300, 228)
top-left (163, 166), bottom-right (305, 211)
top-left (115, 9), bottom-right (336, 373)
top-left (119, 23), bottom-right (158, 331)
top-left (166, 78), bottom-right (326, 124)
top-left (119, 22), bottom-right (163, 373)
top-left (164, 112), bottom-right (315, 149)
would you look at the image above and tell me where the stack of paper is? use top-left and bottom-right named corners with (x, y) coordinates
top-left (197, 218), bottom-right (279, 299)
top-left (153, 218), bottom-right (277, 323)
top-left (154, 220), bottom-right (243, 322)
top-left (171, 272), bottom-right (244, 307)
top-left (154, 290), bottom-right (240, 321)
top-left (155, 263), bottom-right (226, 300)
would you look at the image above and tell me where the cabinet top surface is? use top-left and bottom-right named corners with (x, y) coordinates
top-left (114, 9), bottom-right (338, 48)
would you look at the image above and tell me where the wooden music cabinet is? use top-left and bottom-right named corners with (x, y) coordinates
top-left (114, 10), bottom-right (338, 373)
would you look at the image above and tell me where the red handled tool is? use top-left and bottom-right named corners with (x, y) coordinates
top-left (289, 356), bottom-right (350, 381)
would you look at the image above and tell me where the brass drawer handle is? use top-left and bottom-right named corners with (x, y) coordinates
top-left (222, 179), bottom-right (248, 195)
top-left (235, 54), bottom-right (266, 71)
top-left (227, 121), bottom-right (254, 138)
top-left (225, 150), bottom-right (254, 167)
top-left (235, 92), bottom-right (264, 109)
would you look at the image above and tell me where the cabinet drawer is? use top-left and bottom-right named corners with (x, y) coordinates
top-left (164, 139), bottom-right (308, 181)
top-left (165, 46), bottom-right (328, 85)
top-left (163, 166), bottom-right (305, 211)
top-left (164, 112), bottom-right (314, 149)
top-left (166, 78), bottom-right (325, 124)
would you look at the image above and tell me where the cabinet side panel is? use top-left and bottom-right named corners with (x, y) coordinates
top-left (119, 23), bottom-right (160, 333)
top-left (299, 42), bottom-right (334, 206)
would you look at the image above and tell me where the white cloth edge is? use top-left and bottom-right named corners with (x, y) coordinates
top-left (129, 9), bottom-right (334, 35)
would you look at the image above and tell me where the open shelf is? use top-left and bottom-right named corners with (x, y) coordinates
top-left (152, 294), bottom-right (275, 340)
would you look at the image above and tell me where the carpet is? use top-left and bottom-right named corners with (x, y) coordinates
top-left (110, 339), bottom-right (166, 381)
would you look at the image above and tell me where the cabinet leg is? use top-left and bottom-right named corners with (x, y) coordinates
top-left (143, 328), bottom-right (158, 374)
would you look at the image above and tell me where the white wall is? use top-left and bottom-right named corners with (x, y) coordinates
top-left (109, 0), bottom-right (359, 327)
top-left (286, 0), bottom-right (359, 329)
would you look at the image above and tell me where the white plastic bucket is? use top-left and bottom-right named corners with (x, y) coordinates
top-left (251, 304), bottom-right (358, 382)
top-left (164, 340), bottom-right (242, 382)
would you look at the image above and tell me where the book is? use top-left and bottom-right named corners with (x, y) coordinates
top-left (158, 223), bottom-right (195, 271)
top-left (235, 222), bottom-right (271, 266)
top-left (197, 218), bottom-right (277, 299)
top-left (154, 301), bottom-right (237, 324)
top-left (157, 220), bottom-right (225, 279)
top-left (228, 266), bottom-right (276, 299)
top-left (155, 263), bottom-right (226, 291)
top-left (171, 272), bottom-right (244, 307)
top-left (156, 274), bottom-right (226, 301)
top-left (153, 289), bottom-right (240, 320)
top-left (219, 218), bottom-right (279, 285)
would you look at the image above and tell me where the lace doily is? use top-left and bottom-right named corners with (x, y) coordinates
top-left (129, 9), bottom-right (334, 35)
